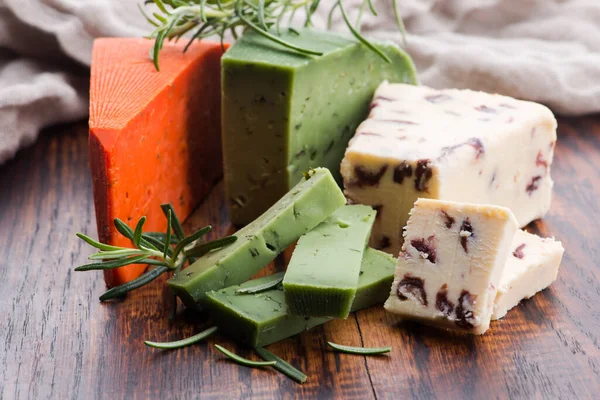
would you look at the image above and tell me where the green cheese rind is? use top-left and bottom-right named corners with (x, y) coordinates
top-left (283, 205), bottom-right (376, 318)
top-left (222, 28), bottom-right (418, 225)
top-left (168, 168), bottom-right (346, 308)
top-left (204, 248), bottom-right (396, 348)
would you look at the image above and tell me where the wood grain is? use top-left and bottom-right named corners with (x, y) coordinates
top-left (1, 117), bottom-right (599, 399)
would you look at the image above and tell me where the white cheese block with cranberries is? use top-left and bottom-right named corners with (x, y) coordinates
top-left (341, 82), bottom-right (557, 255)
top-left (384, 198), bottom-right (518, 335)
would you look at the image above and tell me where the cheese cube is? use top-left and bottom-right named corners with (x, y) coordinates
top-left (283, 205), bottom-right (376, 318)
top-left (223, 29), bottom-right (417, 226)
top-left (341, 82), bottom-right (557, 255)
top-left (384, 199), bottom-right (518, 335)
top-left (492, 230), bottom-right (564, 320)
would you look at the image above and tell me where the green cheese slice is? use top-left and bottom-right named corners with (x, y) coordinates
top-left (283, 204), bottom-right (376, 318)
top-left (168, 167), bottom-right (346, 308)
top-left (222, 28), bottom-right (418, 225)
top-left (204, 248), bottom-right (397, 348)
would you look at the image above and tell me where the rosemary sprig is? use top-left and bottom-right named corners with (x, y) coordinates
top-left (255, 347), bottom-right (307, 383)
top-left (142, 0), bottom-right (407, 70)
top-left (159, 203), bottom-right (188, 320)
top-left (144, 326), bottom-right (218, 349)
top-left (215, 345), bottom-right (277, 367)
top-left (75, 203), bottom-right (237, 301)
top-left (327, 341), bottom-right (392, 355)
top-left (100, 266), bottom-right (169, 301)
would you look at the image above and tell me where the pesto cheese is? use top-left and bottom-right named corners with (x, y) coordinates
top-left (283, 205), bottom-right (376, 318)
top-left (204, 248), bottom-right (396, 348)
top-left (168, 168), bottom-right (346, 308)
top-left (222, 28), bottom-right (417, 225)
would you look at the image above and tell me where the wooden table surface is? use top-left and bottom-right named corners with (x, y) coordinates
top-left (1, 117), bottom-right (599, 400)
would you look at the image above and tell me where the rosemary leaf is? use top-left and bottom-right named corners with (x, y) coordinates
top-left (140, 234), bottom-right (169, 254)
top-left (144, 326), bottom-right (218, 349)
top-left (138, 3), bottom-right (160, 27)
top-left (76, 233), bottom-right (122, 252)
top-left (132, 216), bottom-right (147, 248)
top-left (114, 218), bottom-right (161, 252)
top-left (75, 254), bottom-right (149, 272)
top-left (152, 29), bottom-right (167, 71)
top-left (327, 341), bottom-right (392, 355)
top-left (366, 0), bottom-right (378, 16)
top-left (327, 2), bottom-right (338, 30)
top-left (143, 232), bottom-right (179, 244)
top-left (99, 265), bottom-right (169, 301)
top-left (164, 209), bottom-right (172, 259)
top-left (257, 0), bottom-right (267, 30)
top-left (276, 3), bottom-right (290, 34)
top-left (215, 345), bottom-right (277, 367)
top-left (114, 218), bottom-right (134, 238)
top-left (336, 0), bottom-right (391, 64)
top-left (160, 203), bottom-right (185, 240)
top-left (355, 0), bottom-right (366, 29)
top-left (255, 347), bottom-right (307, 383)
top-left (153, 0), bottom-right (170, 15)
top-left (235, 2), bottom-right (323, 57)
top-left (236, 276), bottom-right (283, 295)
top-left (88, 249), bottom-right (147, 260)
top-left (184, 23), bottom-right (212, 52)
top-left (392, 0), bottom-right (407, 46)
top-left (184, 235), bottom-right (238, 258)
top-left (172, 225), bottom-right (212, 260)
top-left (142, 259), bottom-right (170, 267)
top-left (305, 0), bottom-right (320, 27)
top-left (152, 12), bottom-right (167, 24)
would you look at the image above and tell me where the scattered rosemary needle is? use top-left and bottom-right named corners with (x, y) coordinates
top-left (236, 276), bottom-right (283, 295)
top-left (327, 341), bottom-right (392, 355)
top-left (255, 347), bottom-right (307, 383)
top-left (144, 326), bottom-right (218, 349)
top-left (215, 345), bottom-right (277, 367)
top-left (143, 0), bottom-right (408, 70)
top-left (74, 202), bottom-right (237, 302)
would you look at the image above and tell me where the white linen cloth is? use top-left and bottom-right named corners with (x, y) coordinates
top-left (0, 0), bottom-right (599, 163)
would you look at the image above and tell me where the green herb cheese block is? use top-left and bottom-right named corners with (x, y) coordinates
top-left (222, 28), bottom-right (418, 225)
top-left (168, 167), bottom-right (346, 308)
top-left (283, 204), bottom-right (376, 318)
top-left (204, 248), bottom-right (396, 348)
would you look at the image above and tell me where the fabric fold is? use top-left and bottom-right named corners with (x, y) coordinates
top-left (1, 0), bottom-right (599, 163)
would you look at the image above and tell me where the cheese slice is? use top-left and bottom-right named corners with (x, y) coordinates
top-left (341, 82), bottom-right (557, 255)
top-left (492, 230), bottom-right (564, 320)
top-left (384, 198), bottom-right (518, 335)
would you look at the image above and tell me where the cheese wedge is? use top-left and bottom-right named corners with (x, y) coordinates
top-left (493, 230), bottom-right (564, 319)
top-left (384, 198), bottom-right (518, 335)
top-left (89, 38), bottom-right (226, 286)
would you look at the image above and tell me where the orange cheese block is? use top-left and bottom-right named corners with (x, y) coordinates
top-left (89, 38), bottom-right (226, 287)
